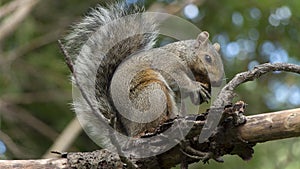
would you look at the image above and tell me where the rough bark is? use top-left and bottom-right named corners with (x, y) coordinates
top-left (239, 108), bottom-right (300, 142)
top-left (0, 158), bottom-right (68, 169)
top-left (1, 107), bottom-right (300, 169)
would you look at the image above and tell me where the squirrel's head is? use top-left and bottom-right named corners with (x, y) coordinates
top-left (193, 31), bottom-right (224, 87)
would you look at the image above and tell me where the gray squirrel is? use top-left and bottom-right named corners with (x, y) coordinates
top-left (63, 2), bottom-right (224, 138)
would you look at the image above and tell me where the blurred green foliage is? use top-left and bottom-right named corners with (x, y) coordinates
top-left (0, 0), bottom-right (299, 168)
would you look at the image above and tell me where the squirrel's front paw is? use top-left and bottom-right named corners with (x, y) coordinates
top-left (189, 82), bottom-right (211, 105)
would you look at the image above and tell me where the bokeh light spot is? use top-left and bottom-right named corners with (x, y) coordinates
top-left (250, 7), bottom-right (261, 20)
top-left (248, 28), bottom-right (260, 41)
top-left (232, 12), bottom-right (244, 26)
top-left (226, 42), bottom-right (240, 58)
top-left (184, 4), bottom-right (199, 19)
top-left (248, 60), bottom-right (259, 70)
top-left (0, 141), bottom-right (6, 155)
top-left (261, 41), bottom-right (275, 56)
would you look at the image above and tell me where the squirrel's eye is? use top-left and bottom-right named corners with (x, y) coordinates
top-left (204, 55), bottom-right (212, 63)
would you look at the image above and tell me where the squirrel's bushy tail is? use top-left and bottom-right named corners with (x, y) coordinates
top-left (63, 2), bottom-right (158, 142)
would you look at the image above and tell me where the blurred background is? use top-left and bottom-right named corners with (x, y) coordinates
top-left (0, 0), bottom-right (300, 168)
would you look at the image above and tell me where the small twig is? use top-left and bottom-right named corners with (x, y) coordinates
top-left (199, 63), bottom-right (300, 143)
top-left (215, 63), bottom-right (300, 107)
top-left (58, 40), bottom-right (74, 73)
top-left (58, 40), bottom-right (107, 122)
top-left (43, 118), bottom-right (82, 158)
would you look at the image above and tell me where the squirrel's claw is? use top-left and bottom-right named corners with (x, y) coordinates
top-left (190, 83), bottom-right (211, 105)
top-left (179, 139), bottom-right (213, 164)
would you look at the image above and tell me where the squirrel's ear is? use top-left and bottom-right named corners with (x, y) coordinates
top-left (213, 43), bottom-right (220, 52)
top-left (197, 31), bottom-right (209, 46)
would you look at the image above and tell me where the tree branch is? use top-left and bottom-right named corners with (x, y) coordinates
top-left (1, 107), bottom-right (300, 168)
top-left (239, 108), bottom-right (300, 143)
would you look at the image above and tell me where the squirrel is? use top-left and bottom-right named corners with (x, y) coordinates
top-left (63, 2), bottom-right (224, 138)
